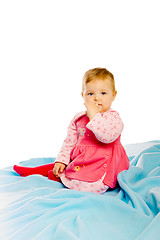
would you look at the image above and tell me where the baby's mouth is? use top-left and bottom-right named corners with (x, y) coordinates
top-left (98, 103), bottom-right (102, 107)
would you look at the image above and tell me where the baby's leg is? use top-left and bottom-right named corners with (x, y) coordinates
top-left (13, 163), bottom-right (55, 177)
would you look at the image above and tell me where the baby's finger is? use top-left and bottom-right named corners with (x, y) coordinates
top-left (60, 165), bottom-right (65, 173)
top-left (95, 102), bottom-right (99, 106)
top-left (53, 166), bottom-right (60, 178)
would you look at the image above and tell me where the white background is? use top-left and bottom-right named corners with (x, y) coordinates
top-left (0, 0), bottom-right (160, 168)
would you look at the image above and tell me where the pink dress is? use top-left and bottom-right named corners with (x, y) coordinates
top-left (56, 109), bottom-right (129, 194)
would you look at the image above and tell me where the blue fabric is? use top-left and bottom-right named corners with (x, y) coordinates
top-left (0, 140), bottom-right (160, 240)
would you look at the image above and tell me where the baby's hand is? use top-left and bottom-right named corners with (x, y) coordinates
top-left (84, 102), bottom-right (100, 120)
top-left (53, 162), bottom-right (66, 178)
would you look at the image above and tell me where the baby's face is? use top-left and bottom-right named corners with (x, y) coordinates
top-left (82, 78), bottom-right (117, 113)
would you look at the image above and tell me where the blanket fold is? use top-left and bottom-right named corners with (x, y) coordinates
top-left (0, 140), bottom-right (160, 239)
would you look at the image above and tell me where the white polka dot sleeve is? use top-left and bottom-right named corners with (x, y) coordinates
top-left (86, 110), bottom-right (124, 143)
top-left (55, 118), bottom-right (78, 165)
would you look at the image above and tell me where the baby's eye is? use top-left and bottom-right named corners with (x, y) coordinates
top-left (88, 93), bottom-right (93, 96)
top-left (101, 92), bottom-right (106, 95)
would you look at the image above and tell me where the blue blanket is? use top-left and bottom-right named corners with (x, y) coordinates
top-left (0, 141), bottom-right (160, 240)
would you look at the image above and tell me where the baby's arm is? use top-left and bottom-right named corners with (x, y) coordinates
top-left (86, 110), bottom-right (124, 143)
top-left (53, 117), bottom-right (78, 177)
top-left (55, 117), bottom-right (78, 165)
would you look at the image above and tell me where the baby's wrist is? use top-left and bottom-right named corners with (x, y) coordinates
top-left (88, 111), bottom-right (99, 120)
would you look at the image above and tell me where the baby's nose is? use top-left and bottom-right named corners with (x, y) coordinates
top-left (94, 94), bottom-right (100, 101)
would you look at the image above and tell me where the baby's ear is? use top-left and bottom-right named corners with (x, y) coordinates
top-left (112, 91), bottom-right (117, 101)
top-left (81, 92), bottom-right (84, 97)
top-left (114, 91), bottom-right (117, 97)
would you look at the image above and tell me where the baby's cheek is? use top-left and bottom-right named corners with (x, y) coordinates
top-left (85, 97), bottom-right (92, 103)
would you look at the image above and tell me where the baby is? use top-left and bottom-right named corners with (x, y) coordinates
top-left (14, 67), bottom-right (129, 194)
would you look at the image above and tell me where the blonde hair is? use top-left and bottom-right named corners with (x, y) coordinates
top-left (82, 67), bottom-right (116, 92)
